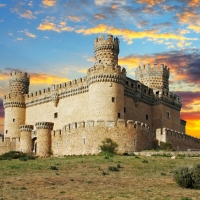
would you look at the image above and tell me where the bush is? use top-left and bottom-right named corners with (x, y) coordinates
top-left (0, 151), bottom-right (36, 160)
top-left (160, 142), bottom-right (173, 151)
top-left (100, 138), bottom-right (118, 154)
top-left (108, 166), bottom-right (119, 172)
top-left (191, 164), bottom-right (200, 189)
top-left (19, 157), bottom-right (28, 161)
top-left (142, 159), bottom-right (148, 163)
top-left (173, 167), bottom-right (192, 188)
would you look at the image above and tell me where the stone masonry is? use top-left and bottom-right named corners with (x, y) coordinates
top-left (1, 35), bottom-right (200, 156)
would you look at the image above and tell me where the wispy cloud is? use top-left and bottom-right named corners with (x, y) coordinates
top-left (20, 10), bottom-right (36, 19)
top-left (76, 24), bottom-right (198, 45)
top-left (93, 14), bottom-right (106, 20)
top-left (0, 4), bottom-right (6, 7)
top-left (136, 0), bottom-right (164, 6)
top-left (68, 15), bottom-right (82, 22)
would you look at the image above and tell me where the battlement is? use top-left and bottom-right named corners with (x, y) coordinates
top-left (136, 63), bottom-right (169, 72)
top-left (58, 119), bottom-right (150, 133)
top-left (94, 35), bottom-right (119, 52)
top-left (35, 122), bottom-right (54, 130)
top-left (19, 125), bottom-right (34, 132)
top-left (9, 71), bottom-right (30, 79)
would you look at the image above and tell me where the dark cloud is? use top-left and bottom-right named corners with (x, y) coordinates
top-left (174, 91), bottom-right (200, 110)
top-left (0, 98), bottom-right (4, 118)
top-left (152, 22), bottom-right (173, 29)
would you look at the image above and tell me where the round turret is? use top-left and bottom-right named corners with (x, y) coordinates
top-left (94, 35), bottom-right (119, 67)
top-left (35, 122), bottom-right (54, 157)
top-left (9, 71), bottom-right (30, 94)
top-left (135, 63), bottom-right (170, 90)
top-left (19, 125), bottom-right (34, 153)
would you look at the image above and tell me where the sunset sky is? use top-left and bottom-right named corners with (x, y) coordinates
top-left (0, 0), bottom-right (200, 137)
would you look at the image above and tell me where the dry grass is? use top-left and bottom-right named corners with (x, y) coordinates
top-left (0, 154), bottom-right (200, 200)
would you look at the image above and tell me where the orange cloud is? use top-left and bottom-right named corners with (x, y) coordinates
top-left (37, 20), bottom-right (74, 32)
top-left (177, 11), bottom-right (200, 33)
top-left (42, 0), bottom-right (57, 7)
top-left (76, 24), bottom-right (198, 45)
top-left (136, 0), bottom-right (164, 6)
top-left (188, 0), bottom-right (200, 7)
top-left (30, 73), bottom-right (69, 85)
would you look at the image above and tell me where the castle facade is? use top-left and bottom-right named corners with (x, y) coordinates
top-left (1, 35), bottom-right (199, 156)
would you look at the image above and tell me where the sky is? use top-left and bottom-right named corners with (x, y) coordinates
top-left (0, 0), bottom-right (200, 138)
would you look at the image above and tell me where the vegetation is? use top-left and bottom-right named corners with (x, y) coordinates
top-left (0, 151), bottom-right (36, 160)
top-left (100, 138), bottom-right (118, 154)
top-left (0, 154), bottom-right (200, 199)
top-left (159, 141), bottom-right (173, 151)
top-left (174, 164), bottom-right (200, 189)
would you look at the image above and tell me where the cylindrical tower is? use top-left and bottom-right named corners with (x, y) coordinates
top-left (87, 35), bottom-right (126, 121)
top-left (19, 125), bottom-right (33, 153)
top-left (3, 71), bottom-right (30, 138)
top-left (135, 63), bottom-right (170, 91)
top-left (35, 122), bottom-right (54, 157)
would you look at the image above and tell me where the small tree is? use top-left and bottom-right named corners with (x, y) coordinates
top-left (100, 138), bottom-right (118, 154)
top-left (160, 142), bottom-right (173, 151)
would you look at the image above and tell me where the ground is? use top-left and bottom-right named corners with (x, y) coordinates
top-left (0, 154), bottom-right (200, 200)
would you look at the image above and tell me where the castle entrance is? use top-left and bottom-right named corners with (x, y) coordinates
top-left (32, 138), bottom-right (37, 154)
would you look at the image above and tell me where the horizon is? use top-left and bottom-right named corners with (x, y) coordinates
top-left (0, 0), bottom-right (199, 138)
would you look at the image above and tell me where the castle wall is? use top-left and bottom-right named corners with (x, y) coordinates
top-left (0, 137), bottom-right (20, 155)
top-left (156, 128), bottom-right (200, 151)
top-left (25, 92), bottom-right (89, 130)
top-left (124, 96), bottom-right (152, 129)
top-left (51, 120), bottom-right (154, 156)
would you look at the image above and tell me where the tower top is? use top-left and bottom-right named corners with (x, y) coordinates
top-left (9, 71), bottom-right (30, 94)
top-left (94, 35), bottom-right (119, 67)
top-left (135, 63), bottom-right (170, 90)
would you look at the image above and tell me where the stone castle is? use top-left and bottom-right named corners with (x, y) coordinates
top-left (1, 35), bottom-right (200, 156)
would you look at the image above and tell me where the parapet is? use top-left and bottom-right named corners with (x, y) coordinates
top-left (35, 122), bottom-right (54, 130)
top-left (94, 35), bottom-right (119, 53)
top-left (19, 125), bottom-right (34, 132)
top-left (136, 63), bottom-right (169, 74)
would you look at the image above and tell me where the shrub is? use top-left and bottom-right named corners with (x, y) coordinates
top-left (50, 166), bottom-right (58, 170)
top-left (19, 157), bottom-right (28, 161)
top-left (173, 167), bottom-right (192, 188)
top-left (100, 138), bottom-right (118, 154)
top-left (117, 163), bottom-right (121, 168)
top-left (160, 142), bottom-right (173, 151)
top-left (191, 164), bottom-right (200, 189)
top-left (142, 159), bottom-right (148, 163)
top-left (108, 166), bottom-right (119, 171)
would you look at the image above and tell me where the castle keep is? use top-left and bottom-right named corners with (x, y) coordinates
top-left (1, 35), bottom-right (200, 156)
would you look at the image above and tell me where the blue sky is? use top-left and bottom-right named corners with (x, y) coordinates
top-left (0, 0), bottom-right (200, 137)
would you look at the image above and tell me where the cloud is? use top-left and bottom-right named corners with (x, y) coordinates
top-left (44, 36), bottom-right (49, 39)
top-left (95, 0), bottom-right (125, 6)
top-left (177, 11), bottom-right (200, 33)
top-left (37, 20), bottom-right (74, 32)
top-left (68, 15), bottom-right (82, 22)
top-left (136, 0), bottom-right (164, 6)
top-left (16, 38), bottom-right (23, 41)
top-left (18, 30), bottom-right (36, 38)
top-left (0, 20), bottom-right (3, 23)
top-left (0, 4), bottom-right (6, 7)
top-left (42, 0), bottom-right (57, 7)
top-left (30, 72), bottom-right (69, 85)
top-left (76, 24), bottom-right (198, 45)
top-left (20, 9), bottom-right (36, 19)
top-left (188, 0), bottom-right (200, 7)
top-left (93, 14), bottom-right (106, 20)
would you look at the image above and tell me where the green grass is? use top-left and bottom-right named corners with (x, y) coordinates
top-left (0, 154), bottom-right (200, 199)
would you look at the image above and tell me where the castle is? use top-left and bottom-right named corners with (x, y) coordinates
top-left (1, 35), bottom-right (200, 157)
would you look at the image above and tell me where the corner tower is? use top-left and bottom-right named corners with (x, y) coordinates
top-left (3, 71), bottom-right (30, 138)
top-left (87, 35), bottom-right (126, 121)
top-left (135, 63), bottom-right (170, 91)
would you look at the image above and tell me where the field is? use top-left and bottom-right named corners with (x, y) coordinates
top-left (0, 154), bottom-right (200, 200)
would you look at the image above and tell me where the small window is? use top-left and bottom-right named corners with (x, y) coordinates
top-left (56, 142), bottom-right (59, 148)
top-left (54, 113), bottom-right (58, 118)
top-left (112, 97), bottom-right (115, 102)
top-left (133, 139), bottom-right (137, 146)
top-left (13, 119), bottom-right (15, 122)
top-left (146, 114), bottom-right (148, 120)
top-left (138, 85), bottom-right (140, 89)
top-left (166, 111), bottom-right (170, 119)
top-left (83, 138), bottom-right (86, 144)
top-left (99, 60), bottom-right (101, 63)
top-left (6, 130), bottom-right (8, 134)
top-left (131, 83), bottom-right (133, 87)
top-left (124, 107), bottom-right (126, 113)
top-left (118, 113), bottom-right (121, 118)
top-left (126, 81), bottom-right (129, 85)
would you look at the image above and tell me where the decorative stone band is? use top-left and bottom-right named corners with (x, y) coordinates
top-left (3, 101), bottom-right (26, 108)
top-left (94, 45), bottom-right (119, 54)
top-left (19, 125), bottom-right (34, 132)
top-left (87, 74), bottom-right (126, 86)
top-left (35, 122), bottom-right (54, 130)
top-left (9, 78), bottom-right (29, 84)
